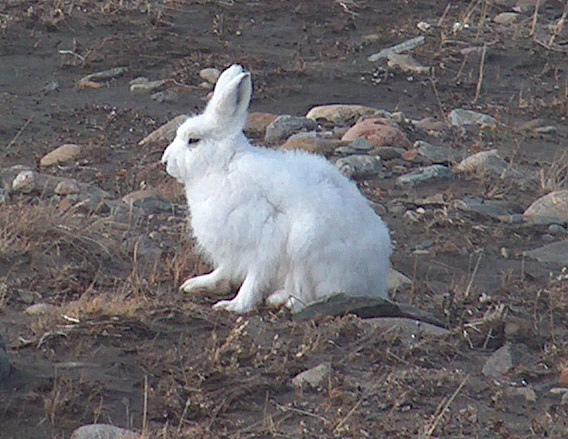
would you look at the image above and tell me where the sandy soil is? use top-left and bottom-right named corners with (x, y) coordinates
top-left (1, 1), bottom-right (568, 438)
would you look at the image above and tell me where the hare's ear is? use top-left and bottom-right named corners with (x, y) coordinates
top-left (205, 71), bottom-right (252, 128)
top-left (214, 64), bottom-right (245, 93)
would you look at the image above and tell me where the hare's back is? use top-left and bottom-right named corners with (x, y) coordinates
top-left (236, 146), bottom-right (382, 226)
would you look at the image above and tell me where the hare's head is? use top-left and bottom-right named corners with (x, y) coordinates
top-left (162, 65), bottom-right (252, 181)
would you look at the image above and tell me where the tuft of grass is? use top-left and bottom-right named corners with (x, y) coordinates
top-left (0, 199), bottom-right (126, 302)
top-left (539, 152), bottom-right (568, 193)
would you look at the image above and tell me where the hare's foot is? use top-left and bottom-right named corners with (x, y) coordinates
top-left (212, 299), bottom-right (251, 313)
top-left (266, 289), bottom-right (289, 308)
top-left (180, 267), bottom-right (231, 293)
top-left (212, 272), bottom-right (262, 313)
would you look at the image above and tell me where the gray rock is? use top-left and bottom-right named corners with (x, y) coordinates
top-left (151, 90), bottom-right (179, 103)
top-left (534, 125), bottom-right (557, 135)
top-left (25, 303), bottom-right (57, 316)
top-left (12, 170), bottom-right (36, 193)
top-left (548, 224), bottom-right (566, 234)
top-left (505, 386), bottom-right (537, 402)
top-left (0, 332), bottom-right (10, 381)
top-left (129, 79), bottom-right (167, 94)
top-left (373, 146), bottom-right (405, 160)
top-left (70, 424), bottom-right (140, 439)
top-left (292, 363), bottom-right (331, 388)
top-left (78, 67), bottom-right (128, 84)
top-left (40, 144), bottom-right (83, 167)
top-left (493, 12), bottom-right (522, 25)
top-left (387, 269), bottom-right (412, 291)
top-left (305, 104), bottom-right (380, 125)
top-left (73, 184), bottom-right (112, 214)
top-left (199, 67), bottom-right (221, 84)
top-left (198, 81), bottom-right (213, 90)
top-left (454, 149), bottom-right (508, 177)
top-left (454, 197), bottom-right (513, 219)
top-left (138, 115), bottom-right (188, 146)
top-left (523, 240), bottom-right (568, 267)
top-left (395, 164), bottom-right (455, 188)
top-left (350, 137), bottom-right (375, 151)
top-left (55, 179), bottom-right (81, 196)
top-left (265, 115), bottom-right (318, 143)
top-left (42, 80), bottom-right (60, 93)
top-left (367, 36), bottom-right (425, 62)
top-left (503, 214), bottom-right (525, 224)
top-left (106, 199), bottom-right (145, 225)
top-left (367, 317), bottom-right (450, 339)
top-left (448, 109), bottom-right (497, 127)
top-left (122, 189), bottom-right (172, 214)
top-left (415, 140), bottom-right (465, 164)
top-left (482, 343), bottom-right (525, 379)
top-left (293, 293), bottom-right (445, 327)
top-left (336, 155), bottom-right (382, 178)
top-left (122, 233), bottom-right (164, 261)
top-left (387, 53), bottom-right (430, 74)
top-left (523, 190), bottom-right (568, 225)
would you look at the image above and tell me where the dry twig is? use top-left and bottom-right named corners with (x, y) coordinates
top-left (548, 2), bottom-right (568, 47)
top-left (421, 374), bottom-right (470, 439)
top-left (5, 118), bottom-right (32, 152)
top-left (530, 0), bottom-right (541, 37)
top-left (473, 43), bottom-right (487, 104)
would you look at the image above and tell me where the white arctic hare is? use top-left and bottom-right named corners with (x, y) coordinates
top-left (162, 64), bottom-right (392, 313)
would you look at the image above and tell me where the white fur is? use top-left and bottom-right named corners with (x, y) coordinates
top-left (162, 64), bottom-right (392, 313)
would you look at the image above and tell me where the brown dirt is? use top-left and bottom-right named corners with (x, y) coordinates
top-left (1, 1), bottom-right (568, 438)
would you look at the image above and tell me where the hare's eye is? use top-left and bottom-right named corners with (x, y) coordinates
top-left (187, 138), bottom-right (199, 145)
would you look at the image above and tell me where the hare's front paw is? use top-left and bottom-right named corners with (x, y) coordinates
top-left (180, 268), bottom-right (231, 293)
top-left (212, 299), bottom-right (253, 314)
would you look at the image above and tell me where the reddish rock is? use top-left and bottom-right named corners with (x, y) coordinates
top-left (246, 112), bottom-right (278, 135)
top-left (341, 117), bottom-right (411, 148)
top-left (280, 136), bottom-right (341, 156)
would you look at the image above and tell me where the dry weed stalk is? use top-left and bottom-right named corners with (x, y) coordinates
top-left (530, 0), bottom-right (541, 37)
top-left (539, 152), bottom-right (568, 192)
top-left (462, 0), bottom-right (484, 27)
top-left (420, 374), bottom-right (470, 439)
top-left (437, 2), bottom-right (452, 27)
top-left (464, 251), bottom-right (483, 298)
top-left (0, 281), bottom-right (7, 310)
top-left (475, 0), bottom-right (492, 39)
top-left (4, 118), bottom-right (32, 154)
top-left (472, 43), bottom-right (487, 104)
top-left (548, 2), bottom-right (568, 47)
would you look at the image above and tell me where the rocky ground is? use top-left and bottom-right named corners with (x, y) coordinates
top-left (1, 0), bottom-right (568, 438)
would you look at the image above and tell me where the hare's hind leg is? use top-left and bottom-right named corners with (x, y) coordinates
top-left (213, 272), bottom-right (263, 313)
top-left (180, 266), bottom-right (232, 294)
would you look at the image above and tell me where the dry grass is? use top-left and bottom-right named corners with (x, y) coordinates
top-left (0, 199), bottom-right (125, 300)
top-left (539, 152), bottom-right (568, 193)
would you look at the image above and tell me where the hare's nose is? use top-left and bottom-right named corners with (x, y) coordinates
top-left (161, 148), bottom-right (170, 164)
